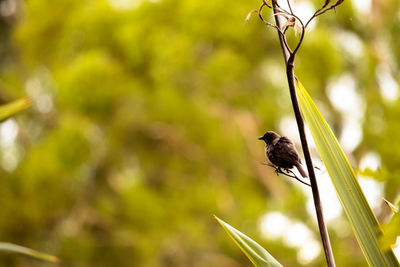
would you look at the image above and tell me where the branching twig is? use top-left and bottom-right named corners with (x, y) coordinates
top-left (286, 0), bottom-right (294, 15)
top-left (305, 0), bottom-right (344, 28)
top-left (258, 6), bottom-right (293, 55)
top-left (257, 2), bottom-right (305, 61)
top-left (261, 162), bottom-right (311, 187)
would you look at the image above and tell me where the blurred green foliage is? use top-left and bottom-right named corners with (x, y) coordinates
top-left (0, 0), bottom-right (399, 266)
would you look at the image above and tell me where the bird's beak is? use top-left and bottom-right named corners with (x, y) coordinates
top-left (258, 136), bottom-right (263, 140)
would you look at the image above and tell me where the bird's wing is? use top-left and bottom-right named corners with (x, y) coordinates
top-left (275, 136), bottom-right (301, 163)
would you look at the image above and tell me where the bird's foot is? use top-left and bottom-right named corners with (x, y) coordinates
top-left (260, 161), bottom-right (311, 187)
top-left (274, 167), bottom-right (282, 176)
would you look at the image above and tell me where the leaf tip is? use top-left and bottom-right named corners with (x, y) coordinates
top-left (383, 198), bottom-right (398, 213)
top-left (214, 215), bottom-right (223, 224)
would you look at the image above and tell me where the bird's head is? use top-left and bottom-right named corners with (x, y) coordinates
top-left (258, 131), bottom-right (280, 144)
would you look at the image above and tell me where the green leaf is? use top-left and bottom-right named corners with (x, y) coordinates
top-left (380, 211), bottom-right (400, 251)
top-left (0, 242), bottom-right (59, 262)
top-left (296, 79), bottom-right (400, 266)
top-left (0, 98), bottom-right (32, 122)
top-left (383, 198), bottom-right (398, 214)
top-left (381, 200), bottom-right (400, 250)
top-left (215, 216), bottom-right (282, 267)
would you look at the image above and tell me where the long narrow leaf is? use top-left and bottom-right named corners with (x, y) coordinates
top-left (215, 216), bottom-right (282, 267)
top-left (0, 242), bottom-right (59, 262)
top-left (0, 98), bottom-right (31, 122)
top-left (296, 79), bottom-right (399, 266)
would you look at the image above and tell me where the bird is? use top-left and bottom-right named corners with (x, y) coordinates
top-left (258, 131), bottom-right (308, 178)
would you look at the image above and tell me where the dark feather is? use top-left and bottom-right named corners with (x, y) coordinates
top-left (260, 131), bottom-right (307, 177)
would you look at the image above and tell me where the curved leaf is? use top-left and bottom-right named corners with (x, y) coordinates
top-left (296, 79), bottom-right (399, 266)
top-left (215, 216), bottom-right (282, 267)
top-left (0, 242), bottom-right (59, 262)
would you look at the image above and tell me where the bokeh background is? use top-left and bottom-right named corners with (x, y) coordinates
top-left (0, 0), bottom-right (399, 266)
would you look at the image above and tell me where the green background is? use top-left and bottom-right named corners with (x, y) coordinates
top-left (0, 0), bottom-right (399, 266)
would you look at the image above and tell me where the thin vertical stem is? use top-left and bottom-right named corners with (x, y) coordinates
top-left (271, 2), bottom-right (336, 266)
top-left (286, 62), bottom-right (335, 267)
top-left (271, 3), bottom-right (290, 63)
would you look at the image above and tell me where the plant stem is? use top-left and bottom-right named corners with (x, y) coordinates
top-left (272, 4), bottom-right (290, 63)
top-left (286, 61), bottom-right (335, 267)
top-left (271, 3), bottom-right (336, 266)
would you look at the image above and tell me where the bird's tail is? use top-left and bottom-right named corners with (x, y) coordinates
top-left (296, 164), bottom-right (308, 178)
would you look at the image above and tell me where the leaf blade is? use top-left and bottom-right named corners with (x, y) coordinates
top-left (215, 216), bottom-right (282, 267)
top-left (0, 242), bottom-right (59, 262)
top-left (296, 79), bottom-right (399, 266)
top-left (0, 98), bottom-right (32, 122)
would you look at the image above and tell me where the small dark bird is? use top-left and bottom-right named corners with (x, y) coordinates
top-left (258, 131), bottom-right (308, 178)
